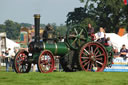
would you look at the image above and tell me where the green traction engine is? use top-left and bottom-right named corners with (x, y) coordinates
top-left (14, 14), bottom-right (113, 73)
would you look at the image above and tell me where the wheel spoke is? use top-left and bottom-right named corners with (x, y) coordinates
top-left (95, 58), bottom-right (103, 61)
top-left (20, 67), bottom-right (22, 72)
top-left (81, 56), bottom-right (89, 59)
top-left (95, 61), bottom-right (98, 67)
top-left (81, 59), bottom-right (89, 64)
top-left (74, 28), bottom-right (78, 35)
top-left (87, 61), bottom-right (90, 71)
top-left (44, 64), bottom-right (47, 71)
top-left (84, 49), bottom-right (90, 55)
top-left (47, 64), bottom-right (52, 67)
top-left (90, 63), bottom-right (93, 70)
top-left (78, 39), bottom-right (81, 46)
top-left (91, 46), bottom-right (94, 54)
top-left (79, 29), bottom-right (83, 36)
top-left (21, 65), bottom-right (24, 72)
top-left (96, 61), bottom-right (103, 65)
top-left (96, 54), bottom-right (104, 57)
top-left (82, 52), bottom-right (88, 56)
top-left (68, 35), bottom-right (76, 38)
top-left (94, 47), bottom-right (98, 53)
top-left (80, 37), bottom-right (86, 41)
top-left (71, 38), bottom-right (77, 45)
top-left (95, 50), bottom-right (100, 56)
top-left (83, 60), bottom-right (90, 67)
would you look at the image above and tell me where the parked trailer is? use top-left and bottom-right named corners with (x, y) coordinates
top-left (14, 14), bottom-right (113, 73)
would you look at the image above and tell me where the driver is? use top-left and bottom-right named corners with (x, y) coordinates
top-left (42, 24), bottom-right (56, 43)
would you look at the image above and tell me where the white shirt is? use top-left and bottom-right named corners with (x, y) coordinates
top-left (107, 41), bottom-right (112, 46)
top-left (4, 50), bottom-right (12, 58)
top-left (97, 32), bottom-right (105, 39)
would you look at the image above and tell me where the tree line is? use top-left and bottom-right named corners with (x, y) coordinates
top-left (66, 0), bottom-right (128, 33)
top-left (0, 20), bottom-right (67, 40)
top-left (0, 0), bottom-right (127, 40)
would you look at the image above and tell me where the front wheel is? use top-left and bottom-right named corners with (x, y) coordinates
top-left (37, 50), bottom-right (55, 73)
top-left (14, 50), bottom-right (31, 73)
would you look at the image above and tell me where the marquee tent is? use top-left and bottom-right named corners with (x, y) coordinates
top-left (95, 33), bottom-right (128, 51)
top-left (6, 38), bottom-right (20, 52)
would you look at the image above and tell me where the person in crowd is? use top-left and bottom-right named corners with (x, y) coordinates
top-left (96, 27), bottom-right (106, 42)
top-left (0, 53), bottom-right (1, 67)
top-left (107, 37), bottom-right (112, 46)
top-left (3, 48), bottom-right (11, 72)
top-left (58, 36), bottom-right (64, 42)
top-left (11, 49), bottom-right (16, 72)
top-left (120, 44), bottom-right (128, 60)
top-left (87, 24), bottom-right (96, 40)
top-left (87, 23), bottom-right (94, 35)
top-left (104, 37), bottom-right (113, 46)
top-left (114, 48), bottom-right (120, 58)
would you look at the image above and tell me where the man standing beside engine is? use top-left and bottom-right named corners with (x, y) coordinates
top-left (3, 48), bottom-right (11, 72)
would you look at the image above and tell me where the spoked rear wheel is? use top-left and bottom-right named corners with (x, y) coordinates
top-left (79, 42), bottom-right (107, 72)
top-left (38, 50), bottom-right (55, 73)
top-left (14, 50), bottom-right (31, 73)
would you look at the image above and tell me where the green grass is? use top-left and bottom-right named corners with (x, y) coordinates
top-left (0, 72), bottom-right (128, 85)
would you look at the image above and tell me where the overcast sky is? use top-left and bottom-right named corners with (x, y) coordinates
top-left (0, 0), bottom-right (85, 25)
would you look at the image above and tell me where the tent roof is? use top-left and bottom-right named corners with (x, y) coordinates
top-left (0, 32), bottom-right (6, 37)
top-left (6, 38), bottom-right (20, 52)
top-left (95, 33), bottom-right (128, 51)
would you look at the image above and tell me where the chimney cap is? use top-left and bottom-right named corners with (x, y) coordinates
top-left (34, 14), bottom-right (40, 18)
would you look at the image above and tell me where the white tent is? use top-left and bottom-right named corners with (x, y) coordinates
top-left (0, 32), bottom-right (6, 56)
top-left (0, 32), bottom-right (6, 37)
top-left (95, 33), bottom-right (128, 51)
top-left (6, 38), bottom-right (20, 52)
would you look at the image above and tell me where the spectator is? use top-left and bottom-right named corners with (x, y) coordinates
top-left (107, 37), bottom-right (112, 46)
top-left (3, 48), bottom-right (11, 72)
top-left (114, 49), bottom-right (120, 58)
top-left (11, 50), bottom-right (16, 72)
top-left (87, 23), bottom-right (94, 35)
top-left (97, 27), bottom-right (106, 42)
top-left (87, 24), bottom-right (96, 40)
top-left (104, 37), bottom-right (113, 46)
top-left (59, 36), bottom-right (64, 42)
top-left (120, 44), bottom-right (128, 60)
top-left (0, 53), bottom-right (1, 67)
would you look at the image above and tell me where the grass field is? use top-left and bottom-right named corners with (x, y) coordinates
top-left (0, 71), bottom-right (128, 85)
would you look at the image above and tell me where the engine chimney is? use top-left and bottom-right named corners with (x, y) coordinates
top-left (34, 14), bottom-right (40, 42)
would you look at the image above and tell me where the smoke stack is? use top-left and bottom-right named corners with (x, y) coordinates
top-left (34, 14), bottom-right (40, 42)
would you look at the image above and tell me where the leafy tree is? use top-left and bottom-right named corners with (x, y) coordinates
top-left (4, 20), bottom-right (21, 39)
top-left (56, 24), bottom-right (67, 37)
top-left (20, 23), bottom-right (32, 28)
top-left (0, 24), bottom-right (6, 32)
top-left (51, 23), bottom-right (57, 30)
top-left (78, 0), bottom-right (127, 33)
top-left (66, 7), bottom-right (87, 26)
top-left (40, 24), bottom-right (46, 28)
top-left (80, 18), bottom-right (98, 32)
top-left (93, 0), bottom-right (125, 33)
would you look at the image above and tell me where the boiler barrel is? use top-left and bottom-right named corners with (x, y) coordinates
top-left (43, 42), bottom-right (69, 56)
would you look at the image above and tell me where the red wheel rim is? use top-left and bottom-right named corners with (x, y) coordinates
top-left (79, 42), bottom-right (107, 72)
top-left (15, 51), bottom-right (30, 73)
top-left (38, 50), bottom-right (55, 73)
